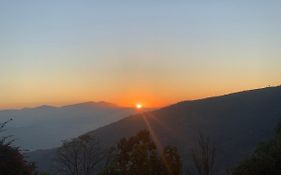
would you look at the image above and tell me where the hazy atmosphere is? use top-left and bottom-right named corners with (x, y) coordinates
top-left (1, 0), bottom-right (281, 109)
top-left (1, 1), bottom-right (281, 175)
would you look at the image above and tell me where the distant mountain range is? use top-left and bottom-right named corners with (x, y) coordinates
top-left (27, 86), bottom-right (281, 174)
top-left (0, 101), bottom-right (151, 150)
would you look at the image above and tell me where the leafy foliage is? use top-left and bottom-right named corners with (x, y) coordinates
top-left (101, 130), bottom-right (182, 175)
top-left (231, 122), bottom-right (281, 175)
top-left (0, 119), bottom-right (38, 175)
top-left (162, 146), bottom-right (183, 175)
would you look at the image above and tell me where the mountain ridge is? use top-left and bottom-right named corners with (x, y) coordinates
top-left (0, 101), bottom-right (145, 150)
top-left (0, 101), bottom-right (123, 112)
top-left (27, 86), bottom-right (281, 173)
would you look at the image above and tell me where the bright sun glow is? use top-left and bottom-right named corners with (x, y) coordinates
top-left (136, 103), bottom-right (142, 109)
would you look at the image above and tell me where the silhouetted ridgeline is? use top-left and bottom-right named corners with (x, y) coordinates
top-left (0, 101), bottom-right (148, 150)
top-left (27, 86), bottom-right (281, 174)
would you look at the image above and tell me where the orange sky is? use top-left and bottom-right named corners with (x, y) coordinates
top-left (1, 82), bottom-right (280, 110)
top-left (1, 1), bottom-right (281, 109)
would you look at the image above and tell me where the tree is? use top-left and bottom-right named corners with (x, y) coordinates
top-left (231, 122), bottom-right (281, 175)
top-left (0, 119), bottom-right (38, 175)
top-left (187, 133), bottom-right (217, 175)
top-left (101, 130), bottom-right (182, 175)
top-left (56, 134), bottom-right (105, 175)
top-left (162, 146), bottom-right (183, 175)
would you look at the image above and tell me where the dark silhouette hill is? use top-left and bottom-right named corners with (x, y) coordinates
top-left (0, 101), bottom-right (145, 150)
top-left (27, 86), bottom-right (281, 173)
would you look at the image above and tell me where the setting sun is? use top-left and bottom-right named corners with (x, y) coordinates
top-left (136, 103), bottom-right (143, 109)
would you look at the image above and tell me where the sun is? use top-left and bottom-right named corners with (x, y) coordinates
top-left (136, 103), bottom-right (143, 109)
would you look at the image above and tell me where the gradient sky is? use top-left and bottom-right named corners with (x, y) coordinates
top-left (1, 0), bottom-right (281, 109)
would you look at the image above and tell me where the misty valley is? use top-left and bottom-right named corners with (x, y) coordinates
top-left (1, 86), bottom-right (281, 175)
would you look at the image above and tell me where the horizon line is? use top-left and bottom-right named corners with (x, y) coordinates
top-left (1, 84), bottom-right (280, 111)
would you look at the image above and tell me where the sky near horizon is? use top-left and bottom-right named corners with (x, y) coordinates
top-left (1, 0), bottom-right (281, 109)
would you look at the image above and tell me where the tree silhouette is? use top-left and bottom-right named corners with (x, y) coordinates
top-left (56, 135), bottom-right (105, 175)
top-left (101, 130), bottom-right (182, 175)
top-left (187, 133), bottom-right (217, 175)
top-left (0, 119), bottom-right (37, 175)
top-left (231, 121), bottom-right (281, 175)
top-left (162, 146), bottom-right (183, 175)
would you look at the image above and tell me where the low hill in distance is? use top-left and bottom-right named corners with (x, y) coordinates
top-left (0, 101), bottom-right (150, 150)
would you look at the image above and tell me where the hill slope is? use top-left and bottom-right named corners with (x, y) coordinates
top-left (0, 101), bottom-right (143, 150)
top-left (28, 86), bottom-right (281, 173)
